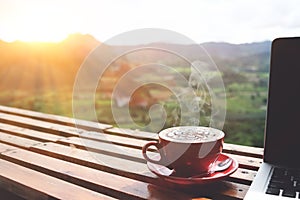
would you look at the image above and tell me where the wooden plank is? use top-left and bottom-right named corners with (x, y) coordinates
top-left (0, 106), bottom-right (259, 199)
top-left (224, 153), bottom-right (262, 171)
top-left (146, 180), bottom-right (249, 200)
top-left (0, 119), bottom-right (259, 183)
top-left (223, 143), bottom-right (263, 158)
top-left (0, 106), bottom-right (263, 159)
top-left (1, 148), bottom-right (194, 200)
top-left (0, 132), bottom-right (42, 149)
top-left (32, 142), bottom-right (222, 199)
top-left (30, 142), bottom-right (252, 199)
top-left (65, 131), bottom-right (154, 150)
top-left (30, 142), bottom-right (156, 182)
top-left (58, 137), bottom-right (147, 163)
top-left (214, 181), bottom-right (249, 200)
top-left (0, 105), bottom-right (112, 130)
top-left (80, 131), bottom-right (150, 149)
top-left (228, 168), bottom-right (256, 185)
top-left (0, 159), bottom-right (116, 200)
top-left (0, 112), bottom-right (80, 137)
top-left (0, 122), bottom-right (65, 142)
top-left (0, 143), bottom-right (18, 153)
top-left (104, 127), bottom-right (158, 140)
top-left (0, 104), bottom-right (264, 157)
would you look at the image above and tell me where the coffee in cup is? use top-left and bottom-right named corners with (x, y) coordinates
top-left (142, 126), bottom-right (225, 176)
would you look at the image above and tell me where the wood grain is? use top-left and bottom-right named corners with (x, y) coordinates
top-left (0, 112), bottom-right (80, 137)
top-left (0, 106), bottom-right (263, 199)
top-left (223, 143), bottom-right (263, 158)
top-left (0, 159), bottom-right (115, 200)
top-left (0, 142), bottom-right (18, 153)
top-left (0, 105), bottom-right (112, 130)
top-left (104, 127), bottom-right (158, 140)
top-left (0, 131), bottom-right (42, 149)
top-left (0, 122), bottom-right (65, 142)
top-left (30, 142), bottom-right (251, 199)
top-left (1, 147), bottom-right (194, 200)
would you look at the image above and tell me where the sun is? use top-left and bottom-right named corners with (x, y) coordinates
top-left (1, 2), bottom-right (76, 43)
top-left (11, 23), bottom-right (69, 43)
top-left (15, 11), bottom-right (70, 43)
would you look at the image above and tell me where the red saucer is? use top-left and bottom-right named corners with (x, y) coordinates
top-left (147, 153), bottom-right (238, 185)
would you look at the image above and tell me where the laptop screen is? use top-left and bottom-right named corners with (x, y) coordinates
top-left (264, 37), bottom-right (300, 168)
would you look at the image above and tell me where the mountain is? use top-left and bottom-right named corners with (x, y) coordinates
top-left (202, 41), bottom-right (271, 72)
top-left (110, 41), bottom-right (271, 72)
top-left (0, 34), bottom-right (271, 92)
top-left (202, 41), bottom-right (271, 58)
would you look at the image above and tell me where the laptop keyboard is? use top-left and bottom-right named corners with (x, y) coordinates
top-left (266, 167), bottom-right (300, 198)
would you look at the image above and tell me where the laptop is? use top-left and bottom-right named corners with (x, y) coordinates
top-left (244, 37), bottom-right (300, 199)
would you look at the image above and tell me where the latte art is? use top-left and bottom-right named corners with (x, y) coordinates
top-left (160, 126), bottom-right (224, 143)
top-left (166, 128), bottom-right (210, 141)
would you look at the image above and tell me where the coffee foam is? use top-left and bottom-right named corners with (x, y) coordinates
top-left (159, 126), bottom-right (224, 143)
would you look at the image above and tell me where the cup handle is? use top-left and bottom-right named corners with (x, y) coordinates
top-left (142, 141), bottom-right (164, 164)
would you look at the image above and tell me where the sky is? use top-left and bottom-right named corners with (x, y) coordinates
top-left (0, 0), bottom-right (300, 44)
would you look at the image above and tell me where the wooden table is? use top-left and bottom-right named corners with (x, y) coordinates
top-left (0, 105), bottom-right (263, 200)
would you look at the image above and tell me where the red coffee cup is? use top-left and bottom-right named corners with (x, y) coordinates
top-left (142, 126), bottom-right (224, 176)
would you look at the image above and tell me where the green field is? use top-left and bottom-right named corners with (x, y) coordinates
top-left (0, 71), bottom-right (268, 148)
